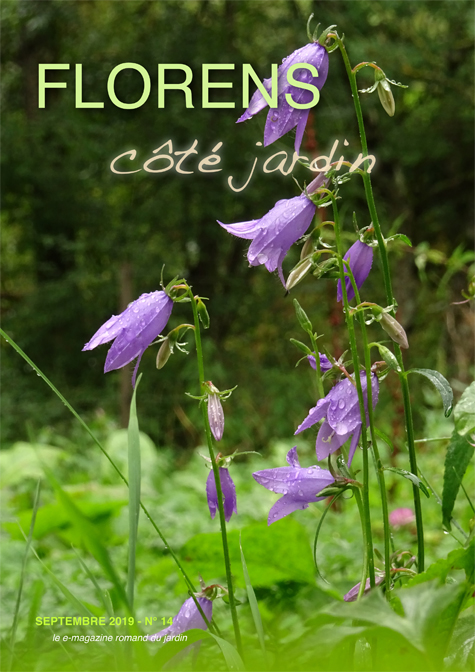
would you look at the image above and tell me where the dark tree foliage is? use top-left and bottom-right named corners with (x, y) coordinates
top-left (1, 0), bottom-right (473, 450)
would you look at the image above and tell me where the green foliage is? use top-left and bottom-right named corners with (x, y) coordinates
top-left (442, 430), bottom-right (475, 530)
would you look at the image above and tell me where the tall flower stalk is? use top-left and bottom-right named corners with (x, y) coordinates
top-left (328, 30), bottom-right (424, 571)
top-left (186, 285), bottom-right (243, 655)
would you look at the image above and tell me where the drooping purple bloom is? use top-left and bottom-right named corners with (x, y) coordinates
top-left (295, 372), bottom-right (379, 466)
top-left (237, 42), bottom-right (329, 154)
top-left (337, 240), bottom-right (373, 302)
top-left (308, 352), bottom-right (332, 372)
top-left (344, 575), bottom-right (385, 602)
top-left (218, 174), bottom-right (325, 287)
top-left (253, 447), bottom-right (334, 525)
top-left (206, 468), bottom-right (237, 522)
top-left (82, 290), bottom-right (173, 386)
top-left (148, 596), bottom-right (212, 641)
top-left (208, 393), bottom-right (224, 441)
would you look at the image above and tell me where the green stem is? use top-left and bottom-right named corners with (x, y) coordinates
top-left (188, 290), bottom-right (243, 656)
top-left (329, 192), bottom-right (375, 589)
top-left (353, 488), bottom-right (370, 600)
top-left (334, 34), bottom-right (425, 572)
top-left (347, 281), bottom-right (391, 593)
top-left (309, 331), bottom-right (325, 399)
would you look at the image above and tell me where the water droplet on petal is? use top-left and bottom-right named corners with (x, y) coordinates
top-left (338, 399), bottom-right (345, 409)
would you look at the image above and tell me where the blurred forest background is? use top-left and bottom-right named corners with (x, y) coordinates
top-left (0, 0), bottom-right (473, 454)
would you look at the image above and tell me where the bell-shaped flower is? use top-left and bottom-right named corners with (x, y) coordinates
top-left (148, 596), bottom-right (212, 641)
top-left (344, 575), bottom-right (385, 602)
top-left (237, 42), bottom-right (329, 153)
top-left (206, 468), bottom-right (237, 522)
top-left (295, 372), bottom-right (379, 466)
top-left (218, 174), bottom-right (325, 287)
top-left (337, 240), bottom-right (373, 303)
top-left (308, 352), bottom-right (332, 372)
top-left (82, 290), bottom-right (173, 386)
top-left (253, 447), bottom-right (334, 525)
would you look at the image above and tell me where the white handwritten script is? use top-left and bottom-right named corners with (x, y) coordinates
top-left (110, 139), bottom-right (376, 192)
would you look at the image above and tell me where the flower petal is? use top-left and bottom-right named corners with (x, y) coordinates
top-left (206, 470), bottom-right (218, 520)
top-left (149, 597), bottom-right (212, 639)
top-left (347, 425), bottom-right (361, 466)
top-left (236, 77), bottom-right (273, 122)
top-left (308, 353), bottom-right (332, 372)
top-left (315, 421), bottom-right (352, 461)
top-left (217, 219), bottom-right (262, 240)
top-left (220, 468), bottom-right (237, 521)
top-left (268, 494), bottom-right (309, 525)
top-left (337, 241), bottom-right (373, 302)
top-left (286, 447), bottom-right (300, 468)
top-left (295, 397), bottom-right (329, 434)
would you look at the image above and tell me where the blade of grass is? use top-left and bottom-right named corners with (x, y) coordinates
top-left (0, 330), bottom-right (199, 599)
top-left (72, 546), bottom-right (113, 617)
top-left (240, 534), bottom-right (267, 666)
top-left (9, 479), bottom-right (41, 671)
top-left (127, 374), bottom-right (142, 611)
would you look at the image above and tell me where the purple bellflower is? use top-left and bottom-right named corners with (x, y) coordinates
top-left (148, 596), bottom-right (212, 641)
top-left (82, 290), bottom-right (173, 386)
top-left (308, 352), bottom-right (332, 372)
top-left (206, 468), bottom-right (237, 522)
top-left (237, 42), bottom-right (329, 154)
top-left (218, 173), bottom-right (326, 287)
top-left (253, 447), bottom-right (335, 525)
top-left (337, 240), bottom-right (373, 303)
top-left (295, 372), bottom-right (379, 466)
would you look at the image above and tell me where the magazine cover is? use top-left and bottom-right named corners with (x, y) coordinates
top-left (1, 1), bottom-right (474, 671)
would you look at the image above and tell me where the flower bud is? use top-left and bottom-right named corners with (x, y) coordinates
top-left (380, 313), bottom-right (409, 349)
top-left (196, 297), bottom-right (210, 329)
top-left (156, 338), bottom-right (171, 369)
top-left (208, 393), bottom-right (224, 441)
top-left (375, 71), bottom-right (395, 117)
top-left (286, 257), bottom-right (314, 291)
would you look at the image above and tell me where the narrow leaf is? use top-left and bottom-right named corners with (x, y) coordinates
top-left (385, 467), bottom-right (430, 498)
top-left (207, 632), bottom-right (246, 671)
top-left (9, 480), bottom-right (41, 671)
top-left (127, 374), bottom-right (142, 611)
top-left (290, 338), bottom-right (312, 356)
top-left (240, 535), bottom-right (267, 664)
top-left (454, 381), bottom-right (475, 437)
top-left (408, 368), bottom-right (454, 416)
top-left (442, 430), bottom-right (475, 529)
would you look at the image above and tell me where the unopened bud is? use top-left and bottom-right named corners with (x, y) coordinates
top-left (380, 313), bottom-right (409, 349)
top-left (286, 257), bottom-right (314, 291)
top-left (300, 236), bottom-right (316, 260)
top-left (208, 392), bottom-right (224, 442)
top-left (196, 297), bottom-right (210, 329)
top-left (375, 71), bottom-right (395, 117)
top-left (156, 338), bottom-right (171, 369)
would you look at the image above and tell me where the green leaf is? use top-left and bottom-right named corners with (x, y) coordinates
top-left (388, 233), bottom-right (412, 247)
top-left (207, 632), bottom-right (245, 671)
top-left (290, 338), bottom-right (312, 356)
top-left (408, 368), bottom-right (454, 416)
top-left (293, 298), bottom-right (313, 335)
top-left (385, 467), bottom-right (430, 497)
top-left (180, 519), bottom-right (315, 587)
top-left (240, 535), bottom-right (267, 664)
top-left (43, 468), bottom-right (129, 609)
top-left (127, 374), bottom-right (142, 611)
top-left (454, 381), bottom-right (475, 437)
top-left (442, 430), bottom-right (475, 529)
top-left (405, 543), bottom-right (475, 587)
